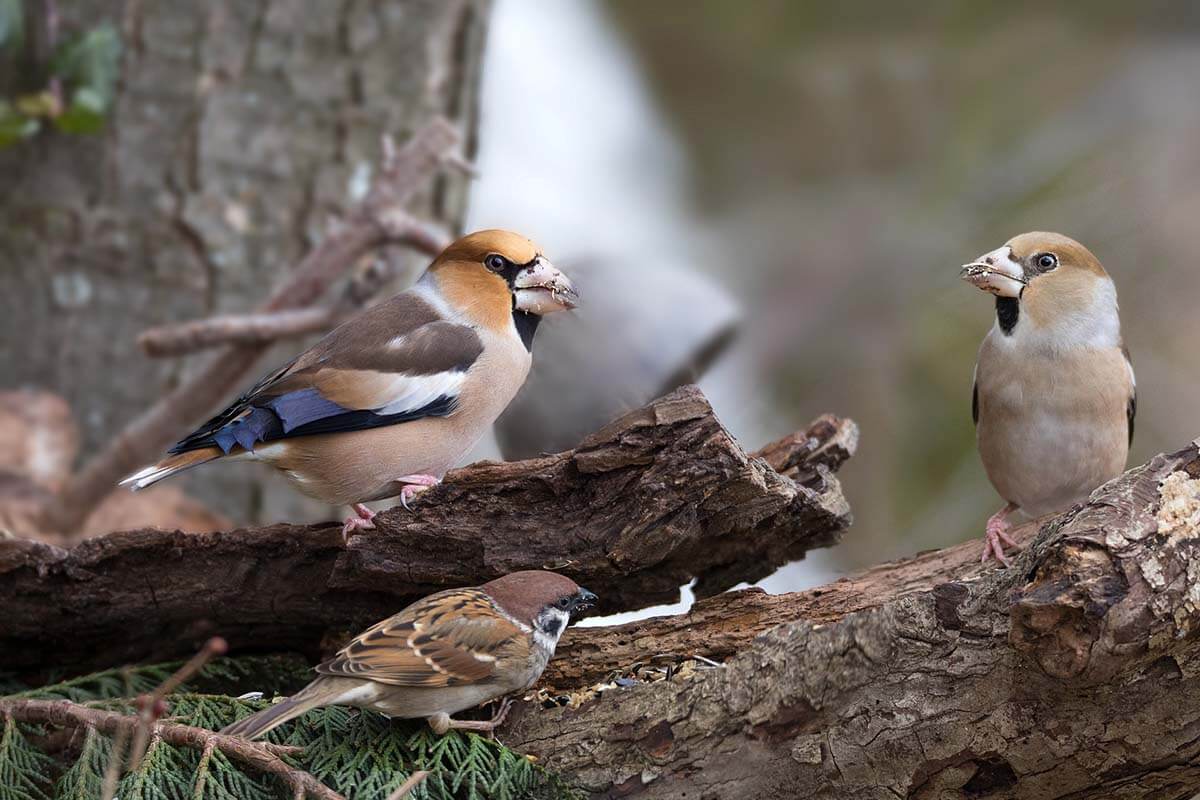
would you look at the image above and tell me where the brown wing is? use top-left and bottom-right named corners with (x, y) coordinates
top-left (315, 589), bottom-right (527, 687)
top-left (168, 291), bottom-right (482, 454)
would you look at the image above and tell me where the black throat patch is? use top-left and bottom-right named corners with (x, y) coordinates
top-left (538, 614), bottom-right (563, 638)
top-left (995, 296), bottom-right (1019, 336)
top-left (512, 309), bottom-right (540, 351)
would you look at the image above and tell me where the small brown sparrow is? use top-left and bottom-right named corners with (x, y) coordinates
top-left (221, 571), bottom-right (596, 738)
top-left (962, 232), bottom-right (1135, 565)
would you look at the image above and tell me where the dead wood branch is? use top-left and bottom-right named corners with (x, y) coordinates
top-left (138, 309), bottom-right (339, 357)
top-left (38, 120), bottom-right (461, 537)
top-left (502, 440), bottom-right (1200, 799)
top-left (1, 699), bottom-right (340, 800)
top-left (135, 218), bottom-right (453, 358)
top-left (0, 386), bottom-right (855, 674)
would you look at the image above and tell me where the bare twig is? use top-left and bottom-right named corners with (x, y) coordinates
top-left (39, 119), bottom-right (460, 536)
top-left (124, 636), bottom-right (227, 776)
top-left (136, 217), bottom-right (452, 358)
top-left (138, 308), bottom-right (339, 357)
top-left (387, 770), bottom-right (430, 800)
top-left (2, 698), bottom-right (340, 800)
top-left (44, 0), bottom-right (63, 114)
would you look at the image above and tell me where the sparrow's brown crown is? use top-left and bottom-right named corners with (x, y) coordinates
top-left (481, 570), bottom-right (595, 626)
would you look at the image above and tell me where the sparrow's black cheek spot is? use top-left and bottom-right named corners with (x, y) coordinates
top-left (996, 296), bottom-right (1019, 336)
top-left (538, 616), bottom-right (564, 638)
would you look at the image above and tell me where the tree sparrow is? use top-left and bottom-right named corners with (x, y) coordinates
top-left (221, 570), bottom-right (596, 739)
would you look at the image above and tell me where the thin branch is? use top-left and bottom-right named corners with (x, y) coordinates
top-left (2, 699), bottom-right (339, 800)
top-left (125, 637), bottom-right (227, 772)
top-left (38, 119), bottom-right (460, 536)
top-left (135, 217), bottom-right (452, 358)
top-left (138, 309), bottom-right (339, 357)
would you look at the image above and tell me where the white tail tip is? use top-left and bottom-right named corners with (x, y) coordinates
top-left (119, 464), bottom-right (169, 491)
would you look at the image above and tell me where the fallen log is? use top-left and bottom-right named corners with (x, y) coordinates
top-left (506, 440), bottom-right (1200, 799)
top-left (0, 386), bottom-right (855, 674)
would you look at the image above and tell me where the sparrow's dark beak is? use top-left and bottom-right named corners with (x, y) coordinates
top-left (572, 588), bottom-right (598, 614)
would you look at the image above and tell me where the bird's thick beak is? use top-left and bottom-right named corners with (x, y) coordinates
top-left (960, 245), bottom-right (1026, 299)
top-left (572, 588), bottom-right (598, 614)
top-left (513, 258), bottom-right (579, 314)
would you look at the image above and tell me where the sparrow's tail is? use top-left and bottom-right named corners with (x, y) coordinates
top-left (119, 447), bottom-right (223, 491)
top-left (221, 680), bottom-right (349, 740)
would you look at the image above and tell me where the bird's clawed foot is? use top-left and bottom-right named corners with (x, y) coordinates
top-left (397, 474), bottom-right (441, 510)
top-left (981, 503), bottom-right (1019, 566)
top-left (341, 503), bottom-right (377, 543)
top-left (426, 698), bottom-right (514, 738)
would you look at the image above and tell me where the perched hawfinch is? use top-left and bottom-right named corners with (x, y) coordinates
top-left (962, 231), bottom-right (1135, 564)
top-left (122, 230), bottom-right (578, 537)
top-left (221, 570), bottom-right (596, 738)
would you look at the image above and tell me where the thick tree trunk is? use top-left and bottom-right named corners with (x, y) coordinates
top-left (0, 0), bottom-right (489, 526)
top-left (506, 441), bottom-right (1200, 800)
top-left (2, 381), bottom-right (1198, 797)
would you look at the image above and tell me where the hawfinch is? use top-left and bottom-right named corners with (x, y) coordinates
top-left (221, 570), bottom-right (596, 738)
top-left (122, 230), bottom-right (578, 537)
top-left (962, 231), bottom-right (1135, 564)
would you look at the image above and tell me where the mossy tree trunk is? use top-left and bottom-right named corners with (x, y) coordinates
top-left (0, 0), bottom-right (489, 525)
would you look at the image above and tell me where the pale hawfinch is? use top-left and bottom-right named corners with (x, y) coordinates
top-left (122, 230), bottom-right (578, 537)
top-left (962, 231), bottom-right (1135, 564)
top-left (221, 570), bottom-right (596, 738)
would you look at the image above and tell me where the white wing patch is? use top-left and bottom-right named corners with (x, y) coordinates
top-left (374, 371), bottom-right (467, 417)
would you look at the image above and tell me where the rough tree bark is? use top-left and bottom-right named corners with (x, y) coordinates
top-left (2, 383), bottom-right (1198, 797)
top-left (0, 0), bottom-right (490, 526)
top-left (505, 440), bottom-right (1200, 800)
top-left (0, 386), bottom-right (856, 673)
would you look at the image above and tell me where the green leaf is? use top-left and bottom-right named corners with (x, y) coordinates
top-left (52, 727), bottom-right (109, 800)
top-left (0, 0), bottom-right (22, 52)
top-left (0, 717), bottom-right (53, 800)
top-left (0, 102), bottom-right (39, 148)
top-left (52, 24), bottom-right (121, 105)
top-left (54, 88), bottom-right (106, 134)
top-left (6, 657), bottom-right (577, 800)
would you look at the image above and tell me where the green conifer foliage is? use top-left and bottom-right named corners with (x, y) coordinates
top-left (1, 658), bottom-right (577, 800)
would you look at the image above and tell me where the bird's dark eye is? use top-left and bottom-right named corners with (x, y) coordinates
top-left (1036, 253), bottom-right (1057, 270)
top-left (485, 254), bottom-right (507, 272)
top-left (556, 597), bottom-right (571, 610)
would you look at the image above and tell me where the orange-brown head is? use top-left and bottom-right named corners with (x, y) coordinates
top-left (426, 230), bottom-right (578, 338)
top-left (961, 232), bottom-right (1120, 342)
